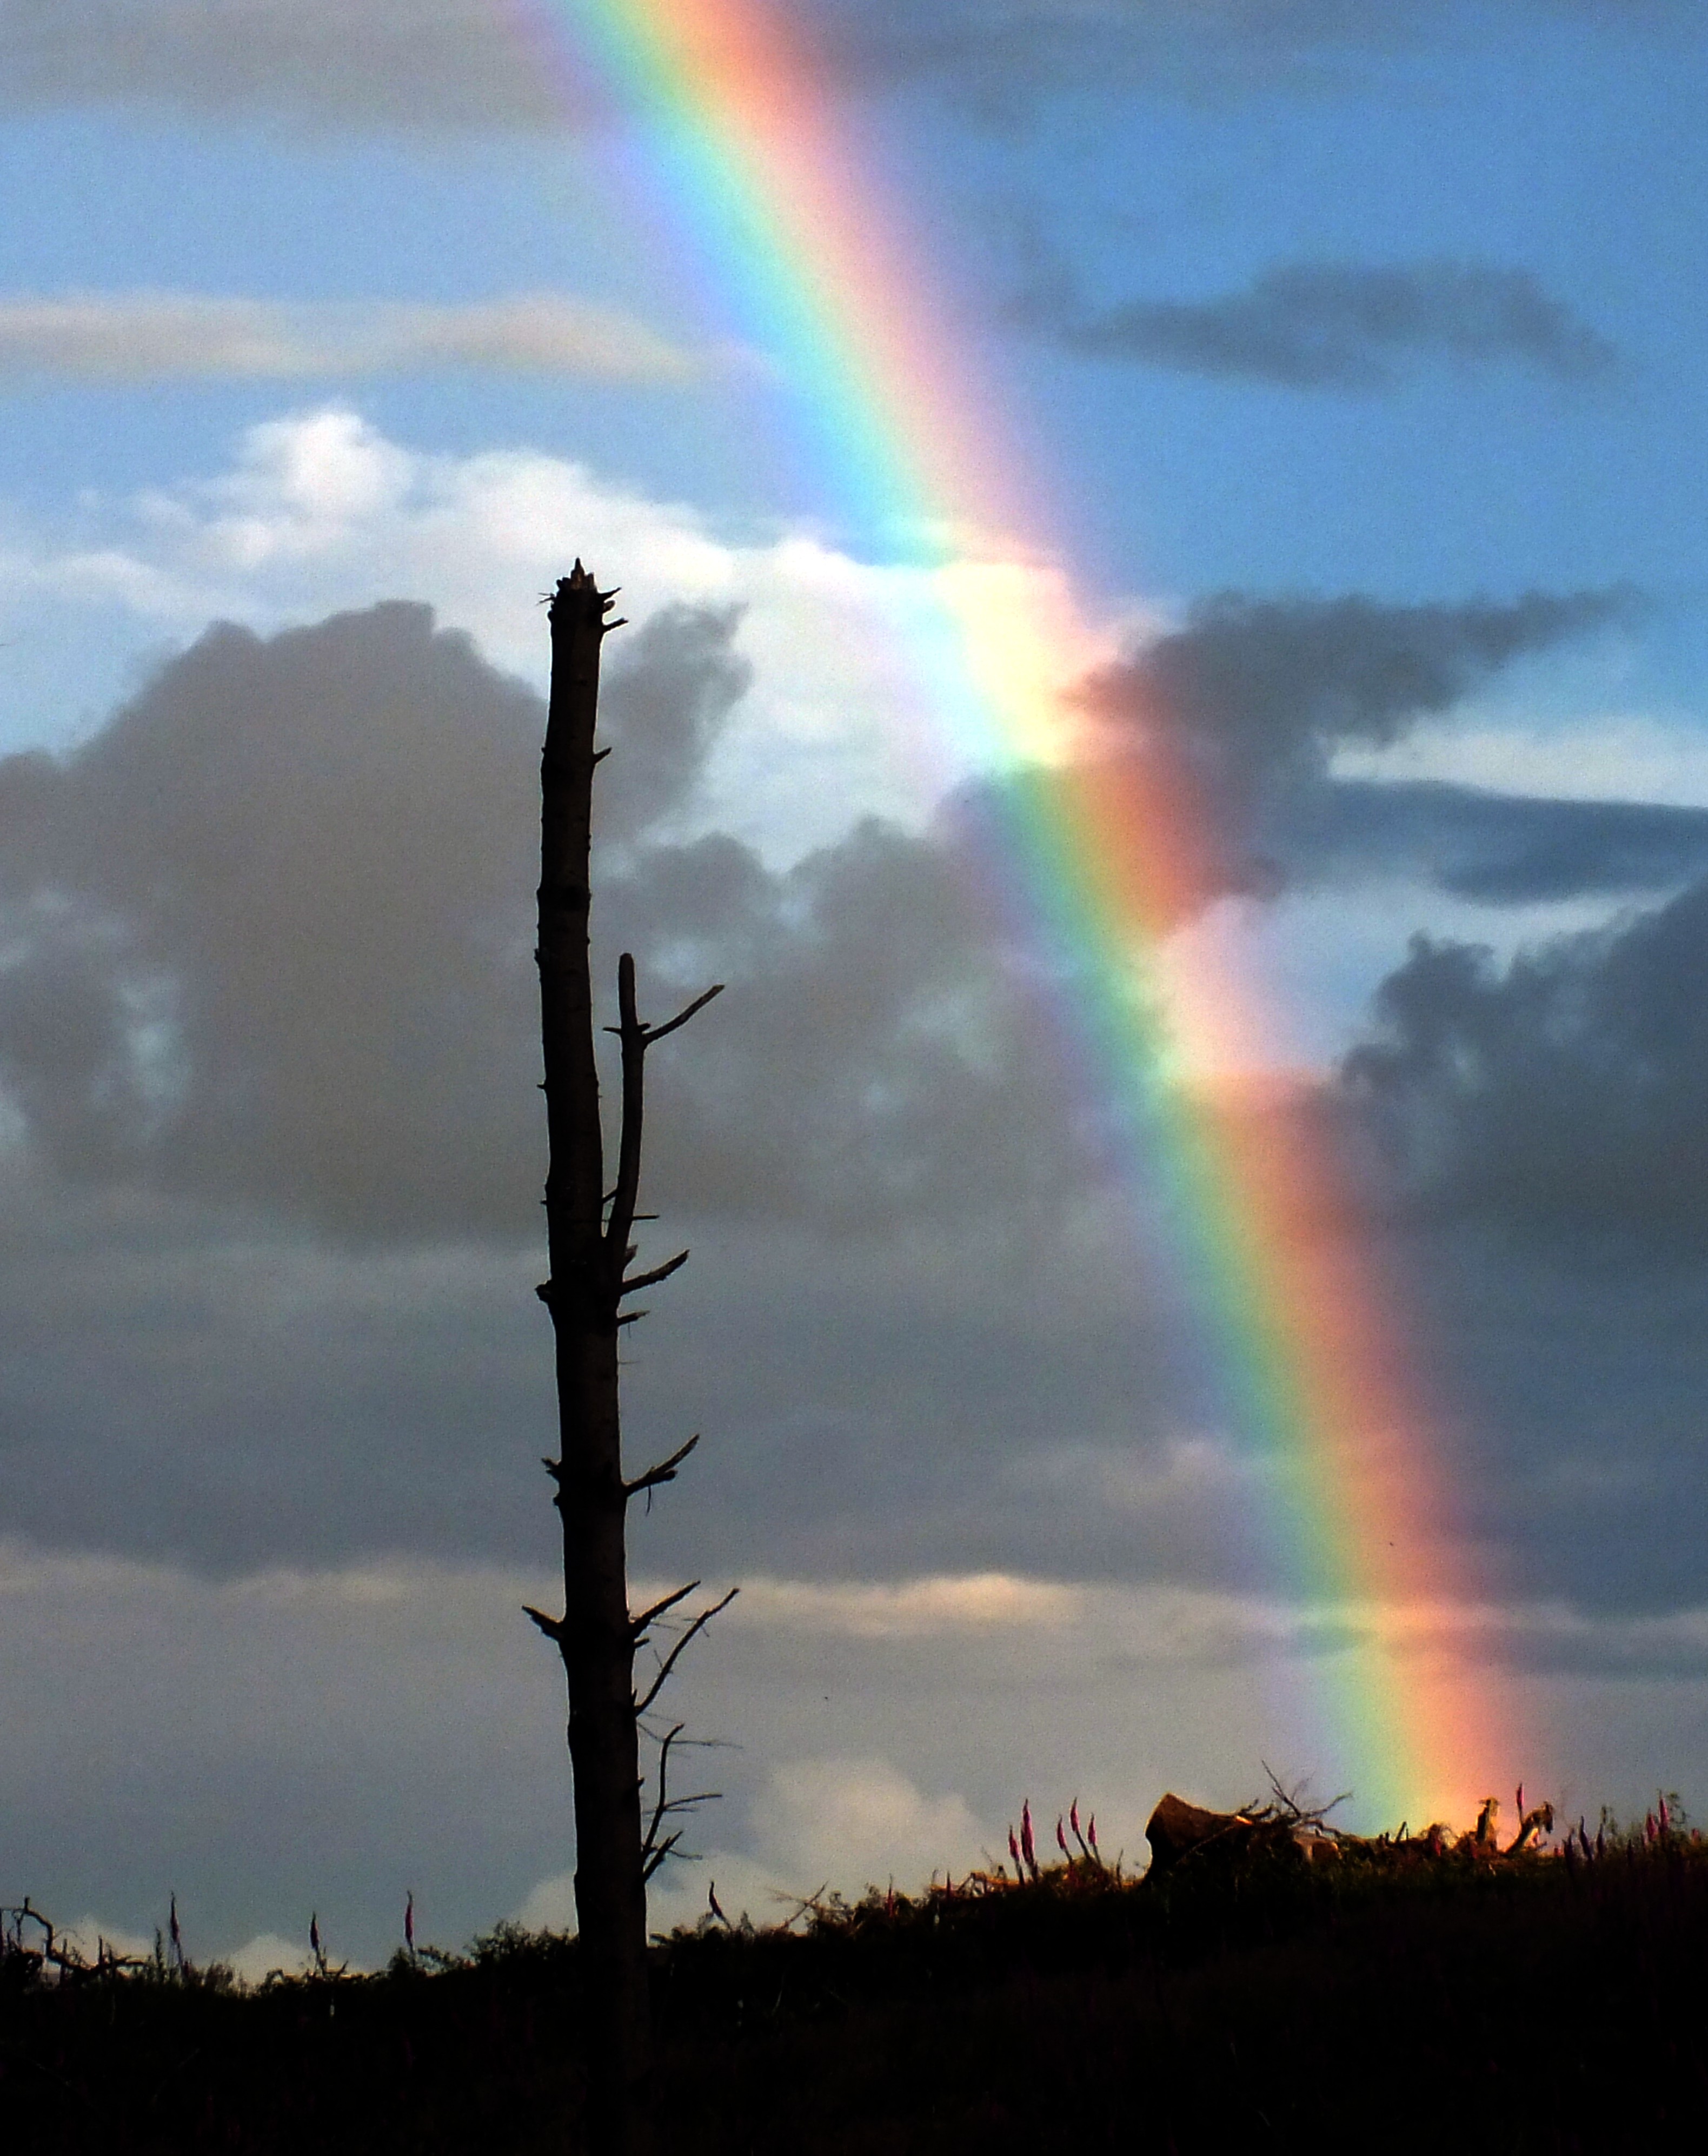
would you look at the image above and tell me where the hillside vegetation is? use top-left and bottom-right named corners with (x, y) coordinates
top-left (5, 1801), bottom-right (1706, 2152)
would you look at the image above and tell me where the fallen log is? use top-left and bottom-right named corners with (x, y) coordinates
top-left (1146, 1792), bottom-right (1344, 1875)
top-left (1146, 1794), bottom-right (1262, 1873)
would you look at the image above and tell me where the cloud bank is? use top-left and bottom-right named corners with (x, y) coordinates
top-left (0, 600), bottom-right (765, 1239)
top-left (0, 415), bottom-right (1700, 1933)
top-left (0, 570), bottom-right (1674, 1262)
top-left (0, 556), bottom-right (1699, 1618)
top-left (0, 555), bottom-right (1684, 1261)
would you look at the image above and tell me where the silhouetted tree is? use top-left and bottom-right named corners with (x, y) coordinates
top-left (526, 565), bottom-right (732, 2156)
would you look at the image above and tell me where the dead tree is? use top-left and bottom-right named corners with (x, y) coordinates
top-left (527, 565), bottom-right (732, 2156)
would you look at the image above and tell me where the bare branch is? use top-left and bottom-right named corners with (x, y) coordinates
top-left (624, 1434), bottom-right (700, 1501)
top-left (630, 1581), bottom-right (700, 1640)
top-left (638, 1726), bottom-right (724, 1882)
top-left (634, 1587), bottom-right (740, 1718)
top-left (641, 1834), bottom-right (684, 1883)
top-left (639, 1723), bottom-right (685, 1868)
top-left (523, 1604), bottom-right (565, 1645)
top-left (620, 1250), bottom-right (689, 1298)
top-left (603, 952), bottom-right (647, 1276)
top-left (643, 983), bottom-right (724, 1046)
top-left (602, 956), bottom-right (722, 1288)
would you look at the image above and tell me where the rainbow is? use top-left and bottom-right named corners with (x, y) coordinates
top-left (518, 0), bottom-right (1514, 1826)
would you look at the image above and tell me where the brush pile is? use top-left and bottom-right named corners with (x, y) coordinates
top-left (1140, 1778), bottom-right (1564, 1876)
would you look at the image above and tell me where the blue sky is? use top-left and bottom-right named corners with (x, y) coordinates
top-left (2, 0), bottom-right (1708, 1973)
top-left (0, 9), bottom-right (1703, 751)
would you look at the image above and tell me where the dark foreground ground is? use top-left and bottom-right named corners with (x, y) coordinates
top-left (4, 1828), bottom-right (1707, 2152)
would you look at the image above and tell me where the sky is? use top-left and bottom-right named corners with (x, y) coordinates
top-left (2, 0), bottom-right (1708, 1975)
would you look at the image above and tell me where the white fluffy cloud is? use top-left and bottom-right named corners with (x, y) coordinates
top-left (523, 1754), bottom-right (994, 1935)
top-left (1, 406), bottom-right (1114, 863)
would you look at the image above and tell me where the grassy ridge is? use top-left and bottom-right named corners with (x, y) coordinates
top-left (5, 1826), bottom-right (1708, 2151)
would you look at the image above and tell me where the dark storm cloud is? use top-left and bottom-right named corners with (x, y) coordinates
top-left (2, 2), bottom-right (1696, 130)
top-left (0, 599), bottom-right (1090, 1245)
top-left (1344, 874), bottom-right (1708, 1246)
top-left (0, 597), bottom-right (1233, 1588)
top-left (1094, 589), bottom-right (1628, 781)
top-left (0, 1187), bottom-right (1222, 1577)
top-left (1075, 588), bottom-right (1643, 912)
top-left (596, 604), bottom-right (752, 843)
top-left (2, 598), bottom-right (1708, 1625)
top-left (0, 586), bottom-right (1651, 1253)
top-left (0, 594), bottom-right (1271, 1587)
top-left (1355, 1218), bottom-right (1708, 1616)
top-left (596, 805), bottom-right (1098, 1231)
top-left (0, 600), bottom-right (754, 1240)
top-left (1010, 260), bottom-right (1617, 390)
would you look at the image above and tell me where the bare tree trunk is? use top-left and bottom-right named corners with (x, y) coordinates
top-left (529, 565), bottom-right (726, 2156)
top-left (534, 565), bottom-right (652, 2155)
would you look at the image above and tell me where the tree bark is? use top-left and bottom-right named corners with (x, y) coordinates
top-left (536, 564), bottom-right (653, 2156)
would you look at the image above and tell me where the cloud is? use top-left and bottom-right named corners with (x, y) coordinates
top-left (0, 598), bottom-right (769, 1239)
top-left (222, 1932), bottom-right (319, 1984)
top-left (1, 3), bottom-right (1695, 129)
top-left (0, 568), bottom-right (1671, 1272)
top-left (1091, 588), bottom-right (1708, 916)
top-left (1089, 589), bottom-right (1631, 780)
top-left (722, 1573), bottom-right (1084, 1636)
top-left (2, 406), bottom-right (1100, 860)
top-left (0, 0), bottom-right (564, 130)
top-left (1012, 260), bottom-right (1618, 390)
top-left (1, 429), bottom-right (1704, 1718)
top-left (713, 1754), bottom-right (990, 1895)
top-left (1344, 873), bottom-right (1708, 1244)
top-left (529, 1754), bottom-right (996, 1933)
top-left (0, 590), bottom-right (1108, 1246)
top-left (0, 293), bottom-right (712, 386)
top-left (0, 1542), bottom-right (578, 1965)
top-left (0, 603), bottom-right (545, 1236)
top-left (1074, 588), bottom-right (1638, 912)
top-left (11, 1529), bottom-right (1708, 1971)
top-left (595, 604), bottom-right (753, 843)
top-left (808, 0), bottom-right (1707, 104)
top-left (1284, 780), bottom-right (1708, 902)
top-left (1331, 709), bottom-right (1708, 811)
